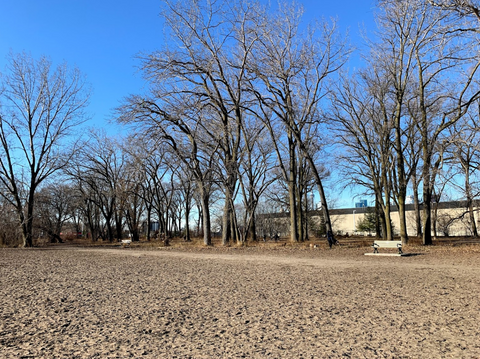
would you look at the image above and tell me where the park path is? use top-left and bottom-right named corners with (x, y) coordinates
top-left (72, 245), bottom-right (480, 273)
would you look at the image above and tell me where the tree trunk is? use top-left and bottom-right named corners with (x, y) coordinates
top-left (296, 185), bottom-right (304, 242)
top-left (397, 197), bottom-right (408, 244)
top-left (288, 179), bottom-right (299, 242)
top-left (199, 188), bottom-right (212, 246)
top-left (248, 214), bottom-right (257, 241)
top-left (21, 216), bottom-right (34, 247)
top-left (465, 173), bottom-right (478, 237)
top-left (304, 190), bottom-right (309, 241)
top-left (22, 193), bottom-right (35, 247)
top-left (383, 183), bottom-right (393, 241)
top-left (422, 189), bottom-right (433, 245)
top-left (374, 197), bottom-right (384, 239)
top-left (222, 197), bottom-right (231, 246)
top-left (115, 205), bottom-right (124, 240)
top-left (468, 200), bottom-right (478, 237)
top-left (146, 207), bottom-right (152, 241)
top-left (412, 173), bottom-right (422, 237)
top-left (184, 203), bottom-right (191, 242)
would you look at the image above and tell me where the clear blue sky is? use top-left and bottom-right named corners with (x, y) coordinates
top-left (0, 0), bottom-right (376, 136)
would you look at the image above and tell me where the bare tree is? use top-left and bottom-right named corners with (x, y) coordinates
top-left (118, 97), bottom-right (218, 245)
top-left (0, 53), bottom-right (89, 247)
top-left (330, 67), bottom-right (397, 240)
top-left (35, 182), bottom-right (76, 243)
top-left (0, 194), bottom-right (21, 246)
top-left (235, 113), bottom-right (277, 243)
top-left (247, 2), bottom-right (349, 242)
top-left (359, 0), bottom-right (480, 245)
top-left (154, 0), bottom-right (260, 245)
top-left (408, 1), bottom-right (480, 245)
top-left (365, 0), bottom-right (429, 244)
top-left (69, 131), bottom-right (126, 242)
top-left (170, 161), bottom-right (197, 242)
top-left (445, 113), bottom-right (480, 237)
top-left (428, 0), bottom-right (480, 19)
top-left (117, 0), bottom-right (265, 245)
top-left (120, 141), bottom-right (148, 242)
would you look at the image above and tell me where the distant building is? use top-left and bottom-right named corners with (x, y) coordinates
top-left (262, 200), bottom-right (480, 237)
top-left (329, 201), bottom-right (478, 236)
top-left (150, 222), bottom-right (159, 232)
top-left (355, 199), bottom-right (368, 208)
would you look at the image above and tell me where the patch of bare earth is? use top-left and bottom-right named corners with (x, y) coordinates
top-left (1, 240), bottom-right (479, 358)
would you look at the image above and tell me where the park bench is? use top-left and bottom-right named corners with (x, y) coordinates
top-left (121, 239), bottom-right (132, 248)
top-left (369, 240), bottom-right (403, 255)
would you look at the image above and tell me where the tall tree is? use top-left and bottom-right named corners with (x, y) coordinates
top-left (0, 53), bottom-right (88, 247)
top-left (247, 2), bottom-right (348, 241)
top-left (118, 98), bottom-right (218, 246)
top-left (446, 114), bottom-right (480, 237)
top-left (365, 0), bottom-right (480, 245)
top-left (330, 67), bottom-right (396, 240)
top-left (407, 0), bottom-right (480, 244)
top-left (121, 142), bottom-right (148, 242)
top-left (368, 0), bottom-right (426, 244)
top-left (236, 112), bottom-right (277, 243)
top-left (69, 131), bottom-right (125, 242)
top-left (118, 0), bottom-right (265, 245)
top-left (35, 182), bottom-right (76, 243)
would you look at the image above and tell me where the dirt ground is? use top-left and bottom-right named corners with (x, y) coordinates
top-left (1, 238), bottom-right (479, 358)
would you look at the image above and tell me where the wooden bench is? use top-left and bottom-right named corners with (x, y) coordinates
top-left (370, 240), bottom-right (403, 255)
top-left (121, 239), bottom-right (132, 248)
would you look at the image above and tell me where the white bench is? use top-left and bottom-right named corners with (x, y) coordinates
top-left (369, 240), bottom-right (403, 255)
top-left (121, 239), bottom-right (132, 248)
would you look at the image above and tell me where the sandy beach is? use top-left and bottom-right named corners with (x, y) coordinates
top-left (1, 243), bottom-right (479, 358)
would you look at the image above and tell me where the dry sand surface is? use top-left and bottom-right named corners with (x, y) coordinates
top-left (1, 243), bottom-right (479, 358)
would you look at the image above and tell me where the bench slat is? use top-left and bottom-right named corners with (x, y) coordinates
top-left (373, 241), bottom-right (401, 248)
top-left (371, 240), bottom-right (403, 254)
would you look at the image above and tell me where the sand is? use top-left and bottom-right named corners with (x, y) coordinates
top-left (1, 244), bottom-right (479, 358)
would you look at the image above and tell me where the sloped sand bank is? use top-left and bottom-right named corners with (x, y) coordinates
top-left (1, 245), bottom-right (479, 358)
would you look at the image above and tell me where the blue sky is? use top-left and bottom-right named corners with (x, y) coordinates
top-left (0, 0), bottom-right (376, 136)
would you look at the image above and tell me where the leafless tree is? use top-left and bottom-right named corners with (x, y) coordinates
top-left (0, 194), bottom-right (21, 245)
top-left (132, 138), bottom-right (171, 241)
top-left (119, 141), bottom-right (150, 242)
top-left (158, 0), bottom-right (259, 245)
top-left (247, 2), bottom-right (349, 242)
top-left (444, 112), bottom-right (480, 237)
top-left (118, 97), bottom-right (219, 245)
top-left (360, 0), bottom-right (480, 245)
top-left (68, 131), bottom-right (126, 242)
top-left (428, 0), bottom-right (480, 20)
top-left (0, 53), bottom-right (89, 247)
top-left (365, 0), bottom-right (429, 244)
top-left (35, 182), bottom-right (77, 243)
top-left (170, 161), bottom-right (197, 242)
top-left (407, 0), bottom-right (480, 244)
top-left (330, 67), bottom-right (397, 240)
top-left (117, 0), bottom-right (266, 245)
top-left (235, 113), bottom-right (278, 243)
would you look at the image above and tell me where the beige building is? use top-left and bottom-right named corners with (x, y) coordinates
top-left (327, 201), bottom-right (478, 237)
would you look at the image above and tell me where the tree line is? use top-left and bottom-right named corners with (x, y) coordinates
top-left (1, 0), bottom-right (480, 247)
